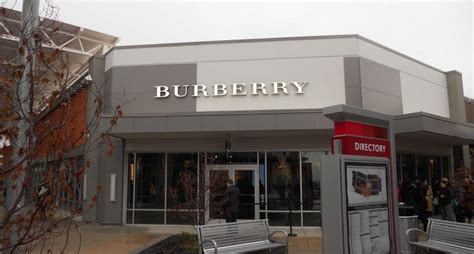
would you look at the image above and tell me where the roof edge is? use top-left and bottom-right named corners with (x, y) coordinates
top-left (110, 34), bottom-right (452, 75)
top-left (395, 111), bottom-right (474, 128)
top-left (113, 34), bottom-right (360, 50)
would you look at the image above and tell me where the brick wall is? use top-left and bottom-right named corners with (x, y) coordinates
top-left (35, 88), bottom-right (88, 157)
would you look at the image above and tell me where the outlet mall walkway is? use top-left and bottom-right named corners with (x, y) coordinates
top-left (31, 223), bottom-right (321, 254)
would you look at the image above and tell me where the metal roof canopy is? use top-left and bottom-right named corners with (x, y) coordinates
top-left (0, 7), bottom-right (118, 102)
top-left (394, 112), bottom-right (474, 145)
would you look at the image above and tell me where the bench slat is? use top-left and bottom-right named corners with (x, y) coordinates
top-left (196, 219), bottom-right (287, 253)
top-left (411, 241), bottom-right (473, 254)
top-left (429, 220), bottom-right (474, 249)
top-left (203, 242), bottom-right (284, 254)
top-left (408, 219), bottom-right (474, 252)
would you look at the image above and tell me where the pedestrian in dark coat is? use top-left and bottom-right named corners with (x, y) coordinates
top-left (437, 178), bottom-right (456, 221)
top-left (415, 179), bottom-right (430, 230)
top-left (222, 179), bottom-right (240, 223)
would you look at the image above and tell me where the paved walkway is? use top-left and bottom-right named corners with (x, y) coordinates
top-left (279, 227), bottom-right (322, 254)
top-left (30, 224), bottom-right (167, 254)
top-left (29, 223), bottom-right (321, 253)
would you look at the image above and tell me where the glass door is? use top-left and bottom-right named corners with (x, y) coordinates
top-left (235, 169), bottom-right (256, 220)
top-left (205, 165), bottom-right (259, 224)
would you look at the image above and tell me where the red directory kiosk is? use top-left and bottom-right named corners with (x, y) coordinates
top-left (321, 105), bottom-right (399, 254)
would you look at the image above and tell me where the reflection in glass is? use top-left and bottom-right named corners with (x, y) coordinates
top-left (396, 153), bottom-right (402, 183)
top-left (416, 155), bottom-right (429, 181)
top-left (266, 152), bottom-right (301, 211)
top-left (166, 153), bottom-right (198, 224)
top-left (127, 154), bottom-right (134, 209)
top-left (471, 145), bottom-right (474, 179)
top-left (441, 156), bottom-right (449, 178)
top-left (259, 152), bottom-right (266, 210)
top-left (134, 211), bottom-right (164, 224)
top-left (267, 212), bottom-right (301, 226)
top-left (301, 151), bottom-right (324, 211)
top-left (453, 145), bottom-right (463, 170)
top-left (209, 170), bottom-right (230, 220)
top-left (235, 170), bottom-right (255, 219)
top-left (429, 156), bottom-right (441, 185)
top-left (126, 211), bottom-right (133, 224)
top-left (401, 154), bottom-right (416, 182)
top-left (135, 153), bottom-right (165, 209)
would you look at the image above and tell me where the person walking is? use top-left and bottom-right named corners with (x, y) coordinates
top-left (221, 179), bottom-right (240, 223)
top-left (437, 178), bottom-right (456, 221)
top-left (449, 177), bottom-right (466, 222)
top-left (461, 178), bottom-right (474, 223)
top-left (415, 179), bottom-right (428, 230)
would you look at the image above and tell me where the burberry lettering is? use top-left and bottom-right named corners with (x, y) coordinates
top-left (154, 81), bottom-right (309, 98)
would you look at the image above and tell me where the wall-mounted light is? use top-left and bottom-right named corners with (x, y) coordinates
top-left (83, 174), bottom-right (87, 201)
top-left (110, 173), bottom-right (116, 202)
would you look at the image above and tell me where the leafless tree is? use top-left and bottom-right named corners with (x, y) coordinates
top-left (0, 2), bottom-right (122, 253)
top-left (167, 167), bottom-right (229, 226)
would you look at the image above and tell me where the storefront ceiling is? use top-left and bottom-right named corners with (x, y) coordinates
top-left (102, 109), bottom-right (334, 138)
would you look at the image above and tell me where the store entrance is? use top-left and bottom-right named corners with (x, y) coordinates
top-left (206, 165), bottom-right (259, 224)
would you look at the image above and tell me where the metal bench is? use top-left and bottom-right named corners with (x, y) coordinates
top-left (195, 219), bottom-right (288, 254)
top-left (406, 218), bottom-right (474, 253)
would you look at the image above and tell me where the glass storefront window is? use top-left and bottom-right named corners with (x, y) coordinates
top-left (301, 151), bottom-right (324, 211)
top-left (259, 152), bottom-right (266, 210)
top-left (134, 211), bottom-right (164, 224)
top-left (441, 156), bottom-right (450, 178)
top-left (396, 153), bottom-right (402, 183)
top-left (470, 145), bottom-right (474, 178)
top-left (401, 154), bottom-right (416, 182)
top-left (166, 153), bottom-right (198, 225)
top-left (127, 154), bottom-right (134, 209)
top-left (398, 153), bottom-right (451, 186)
top-left (135, 153), bottom-right (165, 209)
top-left (416, 155), bottom-right (429, 181)
top-left (266, 151), bottom-right (301, 211)
top-left (126, 150), bottom-right (330, 226)
top-left (429, 156), bottom-right (441, 185)
top-left (453, 145), bottom-right (463, 170)
top-left (267, 212), bottom-right (301, 227)
top-left (126, 211), bottom-right (133, 224)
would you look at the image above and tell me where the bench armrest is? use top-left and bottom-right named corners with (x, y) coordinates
top-left (201, 239), bottom-right (218, 254)
top-left (405, 228), bottom-right (427, 243)
top-left (269, 230), bottom-right (289, 246)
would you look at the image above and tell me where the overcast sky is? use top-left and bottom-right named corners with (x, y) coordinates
top-left (4, 0), bottom-right (474, 97)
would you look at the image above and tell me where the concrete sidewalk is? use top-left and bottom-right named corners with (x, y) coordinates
top-left (30, 223), bottom-right (321, 254)
top-left (278, 227), bottom-right (322, 254)
top-left (30, 224), bottom-right (167, 254)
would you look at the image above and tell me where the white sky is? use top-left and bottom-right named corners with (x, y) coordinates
top-left (4, 0), bottom-right (474, 97)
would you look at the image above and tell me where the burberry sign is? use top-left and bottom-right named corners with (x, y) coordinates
top-left (154, 81), bottom-right (309, 98)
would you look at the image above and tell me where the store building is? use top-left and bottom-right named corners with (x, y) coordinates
top-left (81, 35), bottom-right (474, 227)
top-left (0, 7), bottom-right (118, 213)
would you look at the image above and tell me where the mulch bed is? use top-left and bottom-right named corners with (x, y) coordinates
top-left (138, 233), bottom-right (199, 254)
